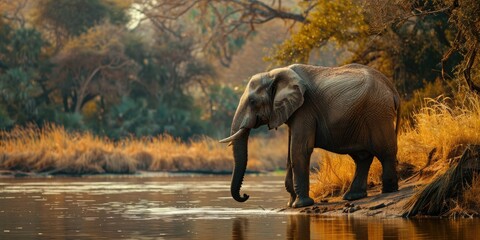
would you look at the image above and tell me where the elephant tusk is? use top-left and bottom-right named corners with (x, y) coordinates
top-left (219, 128), bottom-right (247, 143)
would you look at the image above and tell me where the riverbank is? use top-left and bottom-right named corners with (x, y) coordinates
top-left (283, 180), bottom-right (417, 218)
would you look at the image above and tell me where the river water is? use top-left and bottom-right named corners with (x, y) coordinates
top-left (0, 174), bottom-right (479, 239)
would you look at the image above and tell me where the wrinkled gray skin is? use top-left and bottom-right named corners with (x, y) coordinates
top-left (220, 64), bottom-right (400, 208)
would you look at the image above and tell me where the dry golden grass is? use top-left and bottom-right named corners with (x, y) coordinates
top-left (403, 145), bottom-right (480, 217)
top-left (398, 93), bottom-right (480, 172)
top-left (311, 91), bottom-right (480, 200)
top-left (462, 173), bottom-right (480, 215)
top-left (0, 124), bottom-right (288, 175)
top-left (310, 151), bottom-right (383, 199)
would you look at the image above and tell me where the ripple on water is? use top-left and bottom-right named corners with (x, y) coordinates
top-left (122, 206), bottom-right (282, 220)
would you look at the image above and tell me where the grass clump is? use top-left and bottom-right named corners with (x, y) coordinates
top-left (403, 145), bottom-right (480, 218)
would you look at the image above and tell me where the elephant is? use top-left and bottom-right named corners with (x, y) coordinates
top-left (220, 63), bottom-right (400, 208)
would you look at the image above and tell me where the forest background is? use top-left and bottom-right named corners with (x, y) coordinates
top-left (0, 0), bottom-right (479, 140)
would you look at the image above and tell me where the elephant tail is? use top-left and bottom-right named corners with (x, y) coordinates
top-left (394, 95), bottom-right (401, 135)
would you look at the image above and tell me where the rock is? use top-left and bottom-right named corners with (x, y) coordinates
top-left (367, 211), bottom-right (383, 216)
top-left (343, 205), bottom-right (361, 213)
top-left (344, 202), bottom-right (354, 208)
top-left (368, 203), bottom-right (386, 210)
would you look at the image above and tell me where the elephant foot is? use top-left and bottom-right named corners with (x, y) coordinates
top-left (287, 195), bottom-right (296, 208)
top-left (292, 196), bottom-right (314, 208)
top-left (343, 191), bottom-right (367, 201)
top-left (382, 180), bottom-right (399, 193)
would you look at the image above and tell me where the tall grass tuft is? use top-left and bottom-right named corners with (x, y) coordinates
top-left (403, 145), bottom-right (480, 217)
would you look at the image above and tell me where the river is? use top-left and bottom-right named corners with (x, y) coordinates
top-left (0, 174), bottom-right (479, 239)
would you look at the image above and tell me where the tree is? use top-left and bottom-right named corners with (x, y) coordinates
top-left (51, 23), bottom-right (138, 113)
top-left (0, 19), bottom-right (51, 128)
top-left (34, 0), bottom-right (131, 51)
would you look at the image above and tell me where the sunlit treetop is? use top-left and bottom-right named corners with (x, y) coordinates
top-left (266, 0), bottom-right (368, 66)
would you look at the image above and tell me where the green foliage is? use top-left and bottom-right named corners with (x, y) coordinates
top-left (54, 112), bottom-right (85, 131)
top-left (102, 96), bottom-right (160, 138)
top-left (0, 26), bottom-right (49, 128)
top-left (97, 95), bottom-right (206, 140)
top-left (0, 105), bottom-right (13, 128)
top-left (154, 93), bottom-right (206, 140)
top-left (206, 84), bottom-right (241, 137)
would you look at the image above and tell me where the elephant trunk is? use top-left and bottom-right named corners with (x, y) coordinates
top-left (231, 128), bottom-right (251, 202)
top-left (222, 92), bottom-right (256, 202)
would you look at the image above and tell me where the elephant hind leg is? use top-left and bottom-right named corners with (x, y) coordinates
top-left (343, 151), bottom-right (374, 201)
top-left (377, 152), bottom-right (399, 193)
top-left (370, 122), bottom-right (399, 193)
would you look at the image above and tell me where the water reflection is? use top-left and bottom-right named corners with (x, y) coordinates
top-left (287, 215), bottom-right (310, 240)
top-left (0, 175), bottom-right (479, 239)
top-left (226, 212), bottom-right (480, 240)
top-left (232, 217), bottom-right (249, 240)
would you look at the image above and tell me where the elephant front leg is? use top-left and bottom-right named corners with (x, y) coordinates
top-left (290, 137), bottom-right (315, 208)
top-left (285, 130), bottom-right (296, 207)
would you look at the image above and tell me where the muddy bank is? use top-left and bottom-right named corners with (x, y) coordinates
top-left (282, 181), bottom-right (418, 218)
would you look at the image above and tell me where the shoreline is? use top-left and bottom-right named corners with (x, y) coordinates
top-left (281, 181), bottom-right (418, 218)
top-left (0, 169), bottom-right (269, 178)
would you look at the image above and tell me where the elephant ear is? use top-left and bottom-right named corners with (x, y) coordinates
top-left (268, 67), bottom-right (306, 129)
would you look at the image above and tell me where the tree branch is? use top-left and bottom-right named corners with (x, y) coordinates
top-left (463, 43), bottom-right (480, 93)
